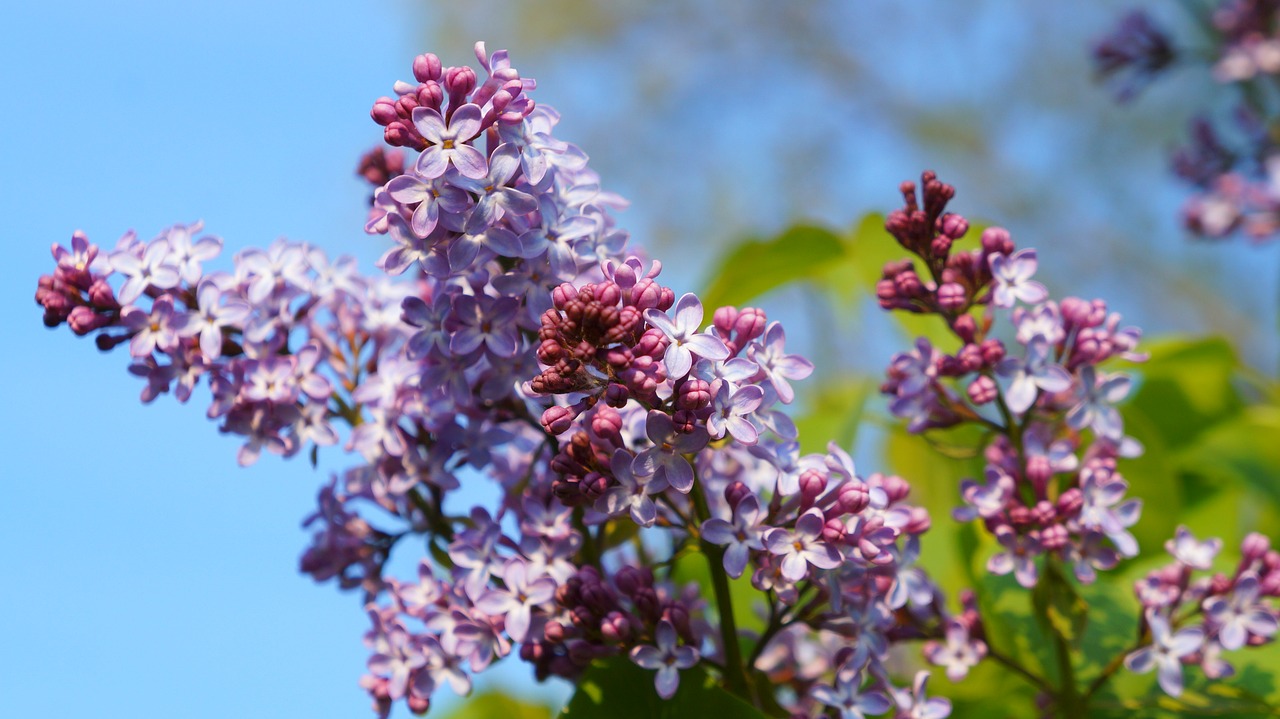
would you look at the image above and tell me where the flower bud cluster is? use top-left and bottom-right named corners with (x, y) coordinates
top-left (1125, 528), bottom-right (1280, 697)
top-left (1096, 2), bottom-right (1280, 242)
top-left (879, 173), bottom-right (1148, 591)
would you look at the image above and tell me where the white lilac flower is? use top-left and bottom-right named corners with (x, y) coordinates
top-left (1204, 573), bottom-right (1279, 650)
top-left (989, 248), bottom-right (1048, 308)
top-left (630, 621), bottom-right (699, 699)
top-left (643, 292), bottom-right (730, 379)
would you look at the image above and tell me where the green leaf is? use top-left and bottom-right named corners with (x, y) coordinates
top-left (441, 692), bottom-right (554, 719)
top-left (558, 656), bottom-right (769, 719)
top-left (699, 225), bottom-right (845, 310)
top-left (1031, 562), bottom-right (1089, 647)
top-left (1126, 336), bottom-right (1243, 447)
top-left (1174, 406), bottom-right (1280, 509)
top-left (792, 375), bottom-right (875, 455)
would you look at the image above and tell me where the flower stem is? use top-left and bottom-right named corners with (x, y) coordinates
top-left (690, 472), bottom-right (753, 705)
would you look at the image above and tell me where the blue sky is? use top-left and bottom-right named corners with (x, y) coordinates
top-left (3, 2), bottom-right (1279, 718)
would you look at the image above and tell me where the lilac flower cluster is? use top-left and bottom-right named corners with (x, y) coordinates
top-left (879, 173), bottom-right (1147, 592)
top-left (1095, 2), bottom-right (1280, 242)
top-left (1126, 528), bottom-right (1279, 697)
top-left (34, 46), bottom-right (978, 718)
top-left (34, 222), bottom-right (405, 467)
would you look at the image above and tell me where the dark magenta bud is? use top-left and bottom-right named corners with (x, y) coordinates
top-left (552, 283), bottom-right (578, 309)
top-left (952, 314), bottom-right (977, 343)
top-left (1243, 532), bottom-right (1271, 561)
top-left (1040, 523), bottom-right (1068, 550)
top-left (1056, 487), bottom-right (1084, 516)
top-left (937, 282), bottom-right (967, 310)
top-left (443, 65), bottom-right (476, 98)
top-left (967, 376), bottom-right (998, 405)
top-left (941, 213), bottom-right (970, 239)
top-left (676, 378), bottom-right (711, 411)
top-left (413, 53), bottom-right (443, 82)
top-left (604, 382), bottom-right (630, 407)
top-left (541, 405), bottom-right (578, 435)
top-left (980, 227), bottom-right (1014, 256)
top-left (724, 481), bottom-right (752, 511)
top-left (631, 278), bottom-right (664, 311)
top-left (980, 339), bottom-right (1006, 365)
top-left (614, 566), bottom-right (652, 596)
top-left (904, 506), bottom-right (931, 534)
top-left (834, 481), bottom-right (870, 514)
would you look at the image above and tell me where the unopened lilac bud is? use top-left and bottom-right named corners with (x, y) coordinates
top-left (371, 98), bottom-right (399, 125)
top-left (835, 481), bottom-right (870, 514)
top-left (980, 227), bottom-right (1014, 256)
top-left (413, 53), bottom-right (442, 82)
top-left (671, 410), bottom-right (697, 434)
top-left (96, 332), bottom-right (131, 352)
top-left (88, 278), bottom-right (118, 309)
top-left (904, 506), bottom-right (931, 534)
top-left (614, 566), bottom-right (652, 596)
top-left (733, 307), bottom-right (767, 346)
top-left (956, 343), bottom-right (984, 372)
top-left (724, 481), bottom-right (752, 511)
top-left (799, 469), bottom-right (827, 504)
top-left (68, 306), bottom-right (110, 336)
top-left (676, 378), bottom-right (711, 411)
top-left (1031, 500), bottom-right (1056, 525)
top-left (567, 639), bottom-right (596, 665)
top-left (930, 235), bottom-right (953, 258)
top-left (1025, 454), bottom-right (1052, 491)
top-left (1040, 523), bottom-right (1068, 550)
top-left (662, 605), bottom-right (692, 640)
top-left (1243, 532), bottom-right (1271, 561)
top-left (581, 472), bottom-right (609, 500)
top-left (895, 270), bottom-right (924, 298)
top-left (544, 621), bottom-right (567, 643)
top-left (968, 375), bottom-right (998, 405)
top-left (443, 65), bottom-right (476, 98)
top-left (1061, 297), bottom-right (1106, 328)
top-left (712, 306), bottom-right (739, 337)
top-left (1008, 506), bottom-right (1033, 527)
top-left (604, 382), bottom-right (629, 407)
top-left (552, 283), bottom-right (578, 309)
top-left (596, 282), bottom-right (621, 307)
top-left (541, 405), bottom-right (578, 435)
top-left (600, 611), bottom-right (633, 644)
top-left (941, 213), bottom-right (970, 239)
top-left (590, 406), bottom-right (624, 446)
top-left (1209, 573), bottom-right (1233, 595)
top-left (822, 517), bottom-right (846, 544)
top-left (877, 473), bottom-right (912, 503)
top-left (1056, 487), bottom-right (1083, 517)
top-left (952, 314), bottom-right (977, 343)
top-left (876, 279), bottom-right (899, 305)
top-left (657, 287), bottom-right (675, 311)
top-left (631, 278), bottom-right (664, 311)
top-left (980, 339), bottom-right (1006, 365)
top-left (937, 282), bottom-right (967, 310)
top-left (633, 329), bottom-right (665, 358)
top-left (407, 695), bottom-right (430, 715)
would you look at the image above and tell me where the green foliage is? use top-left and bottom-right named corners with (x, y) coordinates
top-left (792, 375), bottom-right (876, 454)
top-left (439, 692), bottom-right (554, 719)
top-left (558, 656), bottom-right (769, 719)
top-left (699, 224), bottom-right (845, 311)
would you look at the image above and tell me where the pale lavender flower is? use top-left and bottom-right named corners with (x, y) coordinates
top-left (412, 103), bottom-right (487, 179)
top-left (183, 279), bottom-right (250, 359)
top-left (237, 241), bottom-right (309, 304)
top-left (449, 294), bottom-right (520, 358)
top-left (1077, 467), bottom-right (1142, 557)
top-left (706, 380), bottom-right (764, 444)
top-left (765, 508), bottom-right (842, 581)
top-left (1125, 612), bottom-right (1203, 697)
top-left (643, 293), bottom-right (730, 379)
top-left (367, 625), bottom-right (426, 701)
top-left (923, 620), bottom-right (987, 681)
top-left (700, 493), bottom-right (766, 578)
top-left (1066, 366), bottom-right (1132, 441)
top-left (1166, 526), bottom-right (1222, 570)
top-left (892, 671), bottom-right (952, 719)
top-left (997, 335), bottom-right (1072, 414)
top-left (599, 449), bottom-right (665, 528)
top-left (163, 223), bottom-right (223, 284)
top-left (474, 558), bottom-right (556, 643)
top-left (629, 621), bottom-right (699, 699)
top-left (632, 410), bottom-right (709, 493)
top-left (453, 143), bottom-right (539, 232)
top-left (987, 525), bottom-right (1041, 588)
top-left (953, 467), bottom-right (1015, 522)
top-left (385, 171), bottom-right (470, 237)
top-left (747, 322), bottom-right (813, 404)
top-left (446, 227), bottom-right (524, 272)
top-left (1204, 574), bottom-right (1278, 650)
top-left (1013, 302), bottom-right (1065, 345)
top-left (121, 295), bottom-right (187, 357)
top-left (989, 249), bottom-right (1048, 308)
top-left (111, 239), bottom-right (180, 305)
top-left (810, 672), bottom-right (892, 719)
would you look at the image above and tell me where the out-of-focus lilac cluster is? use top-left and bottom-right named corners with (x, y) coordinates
top-left (1126, 528), bottom-right (1279, 697)
top-left (876, 172), bottom-right (1278, 699)
top-left (879, 172), bottom-right (1147, 592)
top-left (1094, 2), bottom-right (1280, 242)
top-left (38, 45), bottom-right (965, 718)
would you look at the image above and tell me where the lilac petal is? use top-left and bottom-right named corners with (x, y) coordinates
top-left (416, 146), bottom-right (449, 178)
top-left (664, 344), bottom-right (693, 379)
top-left (683, 333), bottom-right (730, 361)
top-left (857, 692), bottom-right (892, 715)
top-left (1169, 627), bottom-right (1204, 656)
top-left (672, 293), bottom-right (703, 332)
top-left (773, 354), bottom-right (814, 379)
top-left (1037, 365), bottom-right (1073, 393)
top-left (643, 309), bottom-right (678, 336)
top-left (661, 455), bottom-right (694, 493)
top-left (506, 603), bottom-right (531, 643)
top-left (780, 553), bottom-right (808, 582)
top-left (451, 145), bottom-right (489, 179)
top-left (765, 529), bottom-right (793, 555)
top-left (632, 498), bottom-right (657, 527)
top-left (448, 104), bottom-right (483, 141)
top-left (1006, 374), bottom-right (1037, 414)
top-left (701, 519), bottom-right (736, 545)
top-left (654, 665), bottom-right (680, 699)
top-left (411, 201), bottom-right (439, 237)
top-left (486, 227), bottom-right (523, 256)
top-left (632, 448), bottom-right (660, 478)
top-left (631, 645), bottom-right (663, 669)
top-left (806, 545), bottom-right (842, 570)
top-left (1124, 646), bottom-right (1155, 674)
top-left (1015, 281), bottom-right (1048, 304)
top-left (723, 543), bottom-right (749, 578)
top-left (411, 107), bottom-right (447, 143)
top-left (726, 416), bottom-right (759, 445)
top-left (386, 175), bottom-right (429, 204)
top-left (1220, 621), bottom-right (1246, 651)
top-left (488, 144), bottom-right (522, 184)
top-left (1244, 610), bottom-right (1279, 637)
top-left (1157, 657), bottom-right (1184, 697)
top-left (987, 552), bottom-right (1014, 575)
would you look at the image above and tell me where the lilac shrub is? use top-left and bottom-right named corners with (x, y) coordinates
top-left (36, 45), bottom-right (970, 718)
top-left (1094, 1), bottom-right (1280, 242)
top-left (876, 171), bottom-right (1279, 708)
